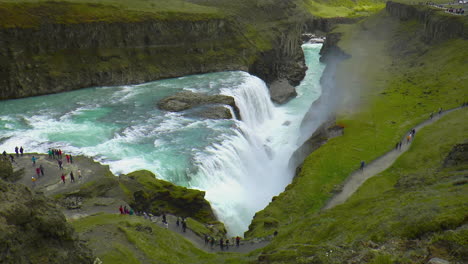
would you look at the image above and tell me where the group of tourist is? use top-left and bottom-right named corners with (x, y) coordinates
top-left (60, 169), bottom-right (82, 184)
top-left (1, 145), bottom-right (85, 187)
top-left (119, 205), bottom-right (134, 215)
top-left (446, 7), bottom-right (465, 14)
top-left (422, 2), bottom-right (466, 15)
top-left (204, 235), bottom-right (242, 251)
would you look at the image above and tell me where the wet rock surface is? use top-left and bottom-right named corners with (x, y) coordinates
top-left (157, 91), bottom-right (240, 119)
top-left (269, 79), bottom-right (297, 104)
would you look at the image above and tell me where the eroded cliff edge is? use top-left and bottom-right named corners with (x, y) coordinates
top-left (0, 1), bottom-right (307, 101)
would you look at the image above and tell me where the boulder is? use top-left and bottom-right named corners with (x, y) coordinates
top-left (157, 91), bottom-right (240, 119)
top-left (427, 258), bottom-right (450, 264)
top-left (195, 106), bottom-right (233, 120)
top-left (0, 179), bottom-right (94, 263)
top-left (269, 79), bottom-right (297, 104)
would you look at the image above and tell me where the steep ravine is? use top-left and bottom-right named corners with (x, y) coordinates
top-left (0, 3), bottom-right (308, 101)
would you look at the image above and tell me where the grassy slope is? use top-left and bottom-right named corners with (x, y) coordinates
top-left (260, 108), bottom-right (468, 263)
top-left (72, 213), bottom-right (252, 264)
top-left (247, 10), bottom-right (467, 239)
top-left (0, 0), bottom-right (221, 27)
top-left (300, 0), bottom-right (455, 18)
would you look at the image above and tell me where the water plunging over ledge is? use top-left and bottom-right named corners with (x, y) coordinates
top-left (0, 44), bottom-right (325, 236)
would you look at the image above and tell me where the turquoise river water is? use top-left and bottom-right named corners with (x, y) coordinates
top-left (0, 44), bottom-right (325, 236)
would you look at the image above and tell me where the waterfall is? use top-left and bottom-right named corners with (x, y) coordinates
top-left (190, 73), bottom-right (296, 236)
top-left (190, 45), bottom-right (325, 236)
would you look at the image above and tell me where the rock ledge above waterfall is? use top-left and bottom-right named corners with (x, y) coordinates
top-left (157, 91), bottom-right (240, 120)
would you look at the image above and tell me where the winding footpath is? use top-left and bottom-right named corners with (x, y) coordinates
top-left (324, 107), bottom-right (464, 210)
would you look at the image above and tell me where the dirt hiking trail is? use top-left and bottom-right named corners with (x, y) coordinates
top-left (324, 107), bottom-right (464, 210)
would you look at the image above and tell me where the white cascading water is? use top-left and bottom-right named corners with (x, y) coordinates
top-left (0, 43), bottom-right (324, 237)
top-left (191, 74), bottom-right (302, 236)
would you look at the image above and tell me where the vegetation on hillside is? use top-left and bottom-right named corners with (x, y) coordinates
top-left (257, 109), bottom-right (467, 263)
top-left (248, 9), bottom-right (467, 238)
top-left (0, 0), bottom-right (221, 27)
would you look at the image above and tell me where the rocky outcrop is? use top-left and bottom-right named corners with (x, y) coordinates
top-left (289, 120), bottom-right (344, 173)
top-left (119, 170), bottom-right (221, 226)
top-left (194, 106), bottom-right (234, 120)
top-left (319, 32), bottom-right (350, 63)
top-left (249, 22), bottom-right (307, 88)
top-left (386, 1), bottom-right (468, 43)
top-left (269, 79), bottom-right (297, 104)
top-left (0, 177), bottom-right (94, 263)
top-left (304, 17), bottom-right (359, 36)
top-left (443, 143), bottom-right (468, 167)
top-left (157, 91), bottom-right (240, 119)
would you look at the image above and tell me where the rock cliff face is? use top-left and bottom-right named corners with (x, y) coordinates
top-left (0, 18), bottom-right (252, 100)
top-left (0, 160), bottom-right (94, 264)
top-left (249, 22), bottom-right (307, 87)
top-left (0, 1), bottom-right (309, 102)
top-left (303, 17), bottom-right (358, 36)
top-left (386, 1), bottom-right (468, 43)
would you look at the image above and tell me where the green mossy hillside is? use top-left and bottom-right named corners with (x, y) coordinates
top-left (0, 0), bottom-right (221, 28)
top-left (256, 96), bottom-right (468, 263)
top-left (72, 213), bottom-right (251, 264)
top-left (119, 170), bottom-right (221, 227)
top-left (247, 9), bottom-right (467, 239)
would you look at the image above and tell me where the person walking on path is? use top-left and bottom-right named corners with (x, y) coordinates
top-left (32, 176), bottom-right (37, 188)
top-left (210, 237), bottom-right (215, 249)
top-left (35, 167), bottom-right (41, 178)
top-left (69, 154), bottom-right (73, 164)
top-left (61, 173), bottom-right (66, 184)
top-left (162, 213), bottom-right (167, 224)
top-left (2, 151), bottom-right (6, 159)
top-left (119, 205), bottom-right (124, 214)
top-left (15, 146), bottom-right (19, 157)
top-left (77, 169), bottom-right (82, 180)
top-left (58, 160), bottom-right (63, 170)
top-left (430, 112), bottom-right (434, 119)
top-left (204, 235), bottom-right (209, 245)
top-left (219, 238), bottom-right (224, 251)
top-left (9, 155), bottom-right (15, 163)
top-left (406, 134), bottom-right (412, 143)
top-left (182, 221), bottom-right (187, 232)
top-left (31, 156), bottom-right (37, 166)
top-left (70, 171), bottom-right (75, 183)
top-left (48, 149), bottom-right (52, 158)
top-left (20, 146), bottom-right (24, 156)
top-left (176, 217), bottom-right (180, 227)
top-left (66, 155), bottom-right (70, 163)
top-left (360, 161), bottom-right (365, 171)
top-left (236, 236), bottom-right (241, 247)
top-left (225, 239), bottom-right (230, 250)
top-left (39, 164), bottom-right (44, 176)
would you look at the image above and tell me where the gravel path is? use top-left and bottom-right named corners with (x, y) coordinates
top-left (323, 107), bottom-right (464, 210)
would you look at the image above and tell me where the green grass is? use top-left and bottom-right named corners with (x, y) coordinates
top-left (72, 213), bottom-right (254, 263)
top-left (302, 0), bottom-right (385, 18)
top-left (0, 0), bottom-right (222, 28)
top-left (257, 106), bottom-right (468, 263)
top-left (247, 10), bottom-right (467, 238)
